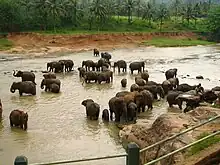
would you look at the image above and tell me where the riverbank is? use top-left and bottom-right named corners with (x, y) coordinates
top-left (0, 31), bottom-right (215, 57)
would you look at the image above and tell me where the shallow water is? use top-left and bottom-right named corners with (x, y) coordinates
top-left (0, 45), bottom-right (220, 165)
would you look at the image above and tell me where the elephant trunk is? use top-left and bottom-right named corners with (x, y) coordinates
top-left (10, 87), bottom-right (15, 93)
top-left (13, 70), bottom-right (17, 77)
top-left (40, 81), bottom-right (44, 89)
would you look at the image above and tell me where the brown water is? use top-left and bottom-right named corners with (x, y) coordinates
top-left (0, 45), bottom-right (220, 165)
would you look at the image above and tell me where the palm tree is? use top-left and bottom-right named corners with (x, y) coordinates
top-left (123, 0), bottom-right (136, 24)
top-left (157, 3), bottom-right (169, 31)
top-left (171, 0), bottom-right (182, 22)
top-left (142, 2), bottom-right (154, 25)
top-left (34, 0), bottom-right (48, 30)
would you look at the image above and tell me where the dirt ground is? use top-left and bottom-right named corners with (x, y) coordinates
top-left (1, 32), bottom-right (197, 57)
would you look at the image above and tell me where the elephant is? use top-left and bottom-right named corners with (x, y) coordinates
top-left (101, 65), bottom-right (110, 72)
top-left (139, 85), bottom-right (165, 100)
top-left (121, 78), bottom-right (127, 87)
top-left (202, 90), bottom-right (218, 104)
top-left (130, 84), bottom-right (139, 92)
top-left (134, 90), bottom-right (154, 112)
top-left (40, 79), bottom-right (61, 92)
top-left (81, 99), bottom-right (100, 120)
top-left (113, 60), bottom-right (127, 73)
top-left (162, 80), bottom-right (173, 94)
top-left (0, 99), bottom-right (2, 119)
top-left (115, 91), bottom-right (130, 97)
top-left (127, 102), bottom-right (137, 122)
top-left (47, 61), bottom-right (57, 72)
top-left (94, 48), bottom-right (99, 56)
top-left (165, 68), bottom-right (177, 80)
top-left (168, 78), bottom-right (179, 89)
top-left (78, 67), bottom-right (86, 78)
top-left (129, 61), bottom-right (145, 74)
top-left (9, 109), bottom-right (28, 130)
top-left (49, 83), bottom-right (60, 93)
top-left (211, 86), bottom-right (220, 92)
top-left (82, 60), bottom-right (96, 71)
top-left (13, 70), bottom-right (36, 84)
top-left (96, 58), bottom-right (109, 71)
top-left (83, 71), bottom-right (98, 84)
top-left (135, 77), bottom-right (146, 86)
top-left (59, 60), bottom-right (74, 72)
top-left (145, 81), bottom-right (158, 86)
top-left (108, 97), bottom-right (127, 122)
top-left (10, 81), bottom-right (36, 96)
top-left (167, 91), bottom-right (184, 109)
top-left (101, 52), bottom-right (112, 61)
top-left (141, 71), bottom-right (149, 82)
top-left (47, 61), bottom-right (64, 73)
top-left (43, 73), bottom-right (56, 79)
top-left (176, 83), bottom-right (198, 92)
top-left (102, 109), bottom-right (109, 121)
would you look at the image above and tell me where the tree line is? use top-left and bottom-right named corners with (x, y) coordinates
top-left (0, 0), bottom-right (220, 39)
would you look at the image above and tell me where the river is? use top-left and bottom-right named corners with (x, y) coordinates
top-left (0, 45), bottom-right (220, 165)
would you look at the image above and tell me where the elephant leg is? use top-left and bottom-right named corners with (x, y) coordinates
top-left (115, 114), bottom-right (120, 122)
top-left (178, 100), bottom-right (183, 110)
top-left (110, 110), bottom-right (113, 121)
top-left (19, 91), bottom-right (23, 96)
top-left (118, 67), bottom-right (120, 73)
top-left (10, 119), bottom-right (13, 127)
top-left (131, 70), bottom-right (133, 74)
top-left (142, 105), bottom-right (145, 112)
top-left (169, 103), bottom-right (173, 107)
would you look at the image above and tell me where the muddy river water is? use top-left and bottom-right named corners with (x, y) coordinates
top-left (0, 45), bottom-right (220, 165)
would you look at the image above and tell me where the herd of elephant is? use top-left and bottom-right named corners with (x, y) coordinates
top-left (2, 49), bottom-right (220, 131)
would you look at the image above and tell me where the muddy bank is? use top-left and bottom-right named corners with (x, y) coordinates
top-left (119, 107), bottom-right (220, 165)
top-left (1, 32), bottom-right (197, 57)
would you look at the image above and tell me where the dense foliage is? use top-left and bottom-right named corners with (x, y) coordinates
top-left (0, 0), bottom-right (219, 37)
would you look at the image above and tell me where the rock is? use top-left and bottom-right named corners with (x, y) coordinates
top-left (196, 75), bottom-right (204, 79)
top-left (119, 107), bottom-right (220, 165)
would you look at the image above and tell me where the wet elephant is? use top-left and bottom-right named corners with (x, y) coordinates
top-left (83, 71), bottom-right (98, 84)
top-left (94, 48), bottom-right (99, 56)
top-left (47, 61), bottom-right (64, 73)
top-left (40, 79), bottom-right (61, 92)
top-left (81, 99), bottom-right (100, 120)
top-left (145, 81), bottom-right (158, 86)
top-left (108, 97), bottom-right (127, 122)
top-left (78, 67), bottom-right (86, 78)
top-left (47, 61), bottom-right (57, 72)
top-left (13, 70), bottom-right (36, 84)
top-left (113, 60), bottom-right (127, 73)
top-left (165, 68), bottom-right (177, 80)
top-left (116, 91), bottom-right (130, 97)
top-left (121, 78), bottom-right (127, 87)
top-left (0, 99), bottom-right (2, 119)
top-left (43, 73), bottom-right (56, 79)
top-left (167, 91), bottom-right (184, 109)
top-left (135, 77), bottom-right (146, 86)
top-left (176, 83), bottom-right (198, 92)
top-left (101, 52), bottom-right (112, 61)
top-left (10, 81), bottom-right (36, 96)
top-left (162, 80), bottom-right (173, 94)
top-left (102, 109), bottom-right (109, 121)
top-left (134, 90), bottom-right (154, 112)
top-left (9, 109), bottom-right (28, 131)
top-left (202, 90), bottom-right (218, 104)
top-left (82, 60), bottom-right (96, 71)
top-left (127, 102), bottom-right (137, 122)
top-left (141, 71), bottom-right (149, 82)
top-left (49, 83), bottom-right (60, 93)
top-left (168, 78), bottom-right (179, 89)
top-left (97, 71), bottom-right (113, 84)
top-left (130, 84), bottom-right (139, 92)
top-left (59, 60), bottom-right (74, 72)
top-left (139, 85), bottom-right (165, 100)
top-left (129, 61), bottom-right (145, 74)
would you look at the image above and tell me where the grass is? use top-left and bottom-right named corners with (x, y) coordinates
top-left (0, 38), bottom-right (13, 50)
top-left (142, 37), bottom-right (215, 47)
top-left (187, 132), bottom-right (220, 156)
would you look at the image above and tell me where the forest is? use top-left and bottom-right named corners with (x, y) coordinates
top-left (0, 0), bottom-right (220, 40)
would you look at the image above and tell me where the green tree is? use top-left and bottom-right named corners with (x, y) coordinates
top-left (156, 3), bottom-right (169, 31)
top-left (142, 2), bottom-right (154, 25)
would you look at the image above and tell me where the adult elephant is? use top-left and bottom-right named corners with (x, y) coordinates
top-left (139, 85), bottom-right (165, 100)
top-left (47, 61), bottom-right (64, 73)
top-left (168, 78), bottom-right (179, 89)
top-left (97, 71), bottom-right (113, 84)
top-left (165, 68), bottom-right (177, 80)
top-left (13, 70), bottom-right (36, 84)
top-left (113, 60), bottom-right (127, 73)
top-left (101, 52), bottom-right (112, 61)
top-left (167, 91), bottom-right (184, 109)
top-left (47, 61), bottom-right (57, 72)
top-left (59, 60), bottom-right (74, 72)
top-left (176, 83), bottom-right (198, 92)
top-left (40, 79), bottom-right (61, 92)
top-left (108, 97), bottom-right (127, 122)
top-left (49, 83), bottom-right (60, 93)
top-left (129, 61), bottom-right (145, 74)
top-left (115, 91), bottom-right (130, 97)
top-left (0, 99), bottom-right (2, 119)
top-left (141, 71), bottom-right (149, 82)
top-left (94, 48), bottom-right (99, 56)
top-left (9, 109), bottom-right (28, 131)
top-left (83, 71), bottom-right (98, 84)
top-left (78, 67), bottom-right (86, 78)
top-left (10, 81), bottom-right (36, 96)
top-left (43, 73), bottom-right (56, 79)
top-left (82, 60), bottom-right (96, 71)
top-left (134, 90), bottom-right (154, 112)
top-left (162, 80), bottom-right (173, 94)
top-left (81, 99), bottom-right (100, 120)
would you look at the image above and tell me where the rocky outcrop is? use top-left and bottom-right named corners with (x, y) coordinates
top-left (119, 107), bottom-right (220, 165)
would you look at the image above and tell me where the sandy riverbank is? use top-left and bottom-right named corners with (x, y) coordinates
top-left (0, 32), bottom-right (197, 57)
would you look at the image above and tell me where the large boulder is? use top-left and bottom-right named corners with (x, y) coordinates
top-left (119, 107), bottom-right (220, 165)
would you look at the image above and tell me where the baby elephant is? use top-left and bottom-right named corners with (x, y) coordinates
top-left (49, 83), bottom-right (60, 93)
top-left (121, 78), bottom-right (127, 88)
top-left (81, 99), bottom-right (100, 120)
top-left (102, 109), bottom-right (109, 121)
